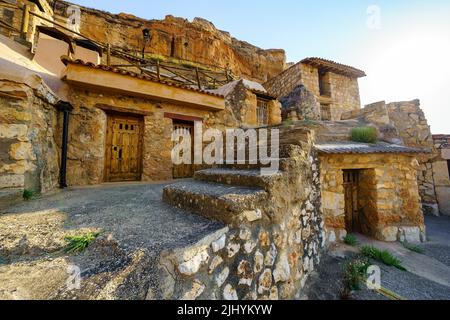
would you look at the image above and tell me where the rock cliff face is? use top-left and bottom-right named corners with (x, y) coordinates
top-left (54, 2), bottom-right (286, 82)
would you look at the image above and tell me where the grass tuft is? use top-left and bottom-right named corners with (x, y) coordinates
top-left (64, 232), bottom-right (100, 254)
top-left (344, 257), bottom-right (371, 291)
top-left (23, 189), bottom-right (36, 200)
top-left (401, 241), bottom-right (425, 254)
top-left (344, 234), bottom-right (359, 246)
top-left (351, 127), bottom-right (378, 143)
top-left (361, 245), bottom-right (407, 271)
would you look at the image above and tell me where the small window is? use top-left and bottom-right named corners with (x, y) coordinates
top-left (318, 70), bottom-right (331, 97)
top-left (257, 98), bottom-right (269, 126)
top-left (320, 104), bottom-right (331, 121)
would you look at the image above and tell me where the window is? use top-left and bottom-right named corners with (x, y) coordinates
top-left (320, 104), bottom-right (331, 121)
top-left (257, 98), bottom-right (269, 126)
top-left (318, 70), bottom-right (331, 97)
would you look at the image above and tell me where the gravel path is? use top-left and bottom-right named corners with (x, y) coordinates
top-left (303, 216), bottom-right (450, 300)
top-left (1, 182), bottom-right (224, 255)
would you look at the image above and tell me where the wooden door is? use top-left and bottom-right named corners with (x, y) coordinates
top-left (105, 114), bottom-right (143, 182)
top-left (172, 121), bottom-right (195, 179)
top-left (343, 170), bottom-right (360, 233)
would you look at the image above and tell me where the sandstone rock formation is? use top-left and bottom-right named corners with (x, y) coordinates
top-left (53, 2), bottom-right (286, 82)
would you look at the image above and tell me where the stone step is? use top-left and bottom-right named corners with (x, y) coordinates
top-left (194, 168), bottom-right (282, 189)
top-left (216, 157), bottom-right (292, 171)
top-left (163, 180), bottom-right (267, 225)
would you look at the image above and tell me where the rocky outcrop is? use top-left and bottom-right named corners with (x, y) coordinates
top-left (53, 2), bottom-right (286, 82)
top-left (279, 85), bottom-right (321, 121)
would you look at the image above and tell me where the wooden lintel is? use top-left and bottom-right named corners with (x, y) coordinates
top-left (164, 112), bottom-right (203, 122)
top-left (96, 104), bottom-right (153, 116)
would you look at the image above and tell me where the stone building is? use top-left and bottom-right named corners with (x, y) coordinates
top-left (432, 135), bottom-right (450, 215)
top-left (0, 0), bottom-right (444, 301)
top-left (264, 57), bottom-right (366, 121)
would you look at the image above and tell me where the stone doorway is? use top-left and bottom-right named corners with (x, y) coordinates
top-left (104, 114), bottom-right (144, 182)
top-left (343, 170), bottom-right (362, 233)
top-left (172, 120), bottom-right (195, 179)
top-left (343, 169), bottom-right (378, 237)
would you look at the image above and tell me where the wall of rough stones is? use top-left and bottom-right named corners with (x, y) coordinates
top-left (432, 135), bottom-right (450, 215)
top-left (341, 99), bottom-right (439, 216)
top-left (155, 132), bottom-right (325, 300)
top-left (62, 83), bottom-right (271, 186)
top-left (0, 77), bottom-right (60, 196)
top-left (385, 100), bottom-right (438, 215)
top-left (264, 63), bottom-right (361, 121)
top-left (320, 153), bottom-right (425, 243)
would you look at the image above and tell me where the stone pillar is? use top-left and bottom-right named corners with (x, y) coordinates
top-left (142, 112), bottom-right (173, 181)
top-left (268, 100), bottom-right (282, 125)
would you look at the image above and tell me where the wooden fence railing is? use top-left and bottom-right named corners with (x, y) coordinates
top-left (0, 0), bottom-right (236, 90)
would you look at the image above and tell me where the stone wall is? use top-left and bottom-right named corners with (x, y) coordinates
top-left (264, 63), bottom-right (361, 121)
top-left (341, 99), bottom-right (439, 216)
top-left (222, 80), bottom-right (282, 128)
top-left (0, 76), bottom-right (59, 196)
top-left (320, 153), bottom-right (425, 243)
top-left (386, 100), bottom-right (438, 215)
top-left (62, 83), bottom-right (257, 186)
top-left (432, 135), bottom-right (450, 216)
top-left (157, 131), bottom-right (325, 300)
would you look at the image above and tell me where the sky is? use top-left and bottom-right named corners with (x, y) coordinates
top-left (69, 0), bottom-right (450, 134)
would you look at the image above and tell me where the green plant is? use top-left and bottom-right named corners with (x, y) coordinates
top-left (283, 119), bottom-right (294, 128)
top-left (344, 258), bottom-right (371, 291)
top-left (361, 245), bottom-right (407, 271)
top-left (344, 234), bottom-right (359, 246)
top-left (401, 241), bottom-right (425, 254)
top-left (64, 232), bottom-right (100, 254)
top-left (351, 127), bottom-right (378, 143)
top-left (23, 189), bottom-right (36, 200)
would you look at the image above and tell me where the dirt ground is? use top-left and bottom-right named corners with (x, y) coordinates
top-left (302, 216), bottom-right (450, 300)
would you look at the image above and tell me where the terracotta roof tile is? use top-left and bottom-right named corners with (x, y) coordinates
top-left (301, 57), bottom-right (366, 78)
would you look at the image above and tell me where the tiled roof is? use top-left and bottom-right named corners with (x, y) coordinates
top-left (210, 79), bottom-right (276, 99)
top-left (315, 142), bottom-right (426, 154)
top-left (61, 57), bottom-right (225, 98)
top-left (301, 57), bottom-right (366, 78)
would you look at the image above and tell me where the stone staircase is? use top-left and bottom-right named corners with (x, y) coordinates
top-left (163, 168), bottom-right (281, 226)
top-left (163, 126), bottom-right (318, 227)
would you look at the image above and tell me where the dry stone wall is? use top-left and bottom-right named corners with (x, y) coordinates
top-left (156, 133), bottom-right (325, 300)
top-left (0, 77), bottom-right (59, 198)
top-left (341, 99), bottom-right (439, 216)
top-left (320, 153), bottom-right (425, 243)
top-left (432, 135), bottom-right (450, 215)
top-left (264, 63), bottom-right (361, 121)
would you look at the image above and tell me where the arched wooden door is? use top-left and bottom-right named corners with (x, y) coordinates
top-left (104, 114), bottom-right (143, 182)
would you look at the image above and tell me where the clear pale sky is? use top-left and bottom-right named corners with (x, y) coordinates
top-left (69, 0), bottom-right (450, 134)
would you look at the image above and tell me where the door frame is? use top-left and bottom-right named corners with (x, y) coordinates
top-left (343, 169), bottom-right (361, 233)
top-left (104, 112), bottom-right (144, 182)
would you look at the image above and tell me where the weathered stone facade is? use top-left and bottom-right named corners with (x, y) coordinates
top-left (320, 153), bottom-right (425, 243)
top-left (0, 76), bottom-right (59, 201)
top-left (432, 135), bottom-right (450, 216)
top-left (264, 61), bottom-right (363, 121)
top-left (341, 99), bottom-right (439, 216)
top-left (159, 129), bottom-right (325, 300)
